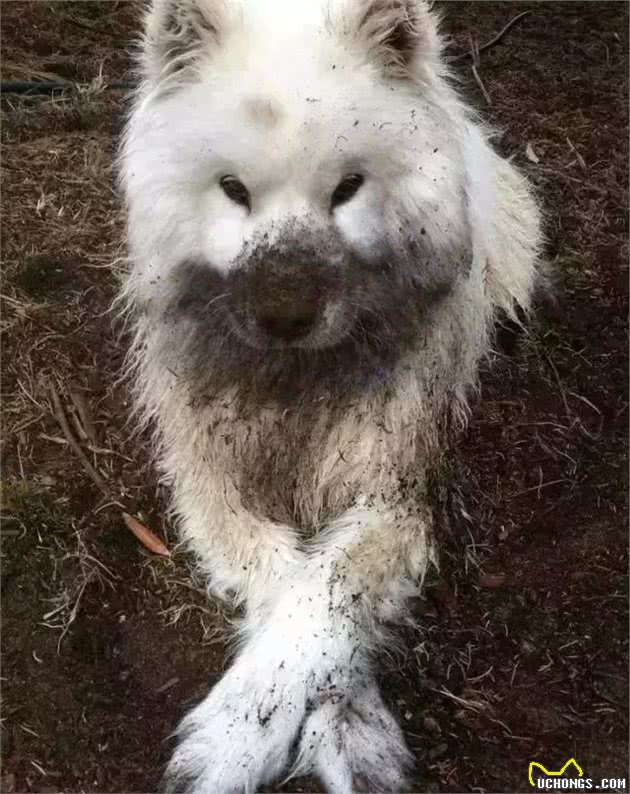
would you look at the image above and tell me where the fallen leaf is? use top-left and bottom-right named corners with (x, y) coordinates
top-left (123, 512), bottom-right (170, 557)
top-left (479, 571), bottom-right (507, 588)
top-left (432, 577), bottom-right (456, 613)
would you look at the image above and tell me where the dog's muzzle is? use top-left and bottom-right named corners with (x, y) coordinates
top-left (254, 298), bottom-right (318, 341)
top-left (230, 258), bottom-right (339, 346)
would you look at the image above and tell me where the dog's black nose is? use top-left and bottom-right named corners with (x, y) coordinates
top-left (256, 305), bottom-right (317, 340)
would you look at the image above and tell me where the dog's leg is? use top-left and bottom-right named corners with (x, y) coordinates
top-left (288, 501), bottom-right (432, 792)
top-left (165, 499), bottom-right (432, 794)
top-left (170, 460), bottom-right (306, 619)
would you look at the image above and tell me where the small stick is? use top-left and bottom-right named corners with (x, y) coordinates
top-left (542, 350), bottom-right (573, 422)
top-left (507, 478), bottom-right (569, 500)
top-left (452, 10), bottom-right (534, 62)
top-left (566, 137), bottom-right (587, 171)
top-left (530, 164), bottom-right (609, 196)
top-left (49, 380), bottom-right (171, 557)
top-left (472, 61), bottom-right (492, 106)
top-left (68, 406), bottom-right (89, 442)
top-left (469, 34), bottom-right (492, 106)
top-left (68, 385), bottom-right (99, 446)
top-left (48, 381), bottom-right (110, 498)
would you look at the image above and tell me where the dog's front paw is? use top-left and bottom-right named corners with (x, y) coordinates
top-left (292, 681), bottom-right (414, 793)
top-left (163, 658), bottom-right (305, 793)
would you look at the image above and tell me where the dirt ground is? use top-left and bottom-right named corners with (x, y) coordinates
top-left (1, 2), bottom-right (628, 792)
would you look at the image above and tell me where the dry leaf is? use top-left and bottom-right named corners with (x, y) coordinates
top-left (432, 577), bottom-right (456, 613)
top-left (479, 571), bottom-right (507, 588)
top-left (123, 512), bottom-right (171, 557)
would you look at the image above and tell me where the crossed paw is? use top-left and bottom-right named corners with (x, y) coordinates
top-left (163, 638), bottom-right (413, 793)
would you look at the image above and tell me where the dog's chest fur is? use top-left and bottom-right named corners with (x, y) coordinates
top-left (199, 382), bottom-right (419, 531)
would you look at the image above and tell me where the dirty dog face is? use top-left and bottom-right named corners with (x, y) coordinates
top-left (123, 0), bottom-right (473, 399)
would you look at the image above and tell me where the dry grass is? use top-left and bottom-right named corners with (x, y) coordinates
top-left (1, 4), bottom-right (225, 665)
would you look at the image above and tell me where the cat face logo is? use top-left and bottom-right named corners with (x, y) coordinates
top-left (528, 758), bottom-right (584, 787)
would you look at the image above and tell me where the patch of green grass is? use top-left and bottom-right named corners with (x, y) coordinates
top-left (45, 1), bottom-right (116, 21)
top-left (1, 478), bottom-right (33, 513)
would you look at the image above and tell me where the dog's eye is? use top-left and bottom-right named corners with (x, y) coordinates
top-left (331, 174), bottom-right (364, 209)
top-left (220, 176), bottom-right (250, 210)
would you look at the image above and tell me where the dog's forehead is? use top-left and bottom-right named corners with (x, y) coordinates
top-left (226, 93), bottom-right (367, 182)
top-left (216, 22), bottom-right (383, 126)
top-left (241, 96), bottom-right (284, 129)
top-left (236, 96), bottom-right (356, 152)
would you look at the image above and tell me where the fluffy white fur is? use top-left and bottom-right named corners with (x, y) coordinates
top-left (120, 0), bottom-right (542, 791)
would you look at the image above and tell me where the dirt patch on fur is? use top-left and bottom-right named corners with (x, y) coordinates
top-left (1, 2), bottom-right (627, 792)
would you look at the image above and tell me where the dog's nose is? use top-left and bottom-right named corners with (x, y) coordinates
top-left (256, 305), bottom-right (317, 340)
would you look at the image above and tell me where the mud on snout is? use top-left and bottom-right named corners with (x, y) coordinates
top-left (163, 220), bottom-right (464, 404)
top-left (173, 220), bottom-right (460, 348)
top-left (176, 224), bottom-right (377, 352)
top-left (228, 231), bottom-right (359, 350)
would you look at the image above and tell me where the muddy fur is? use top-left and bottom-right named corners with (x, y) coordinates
top-left (120, 0), bottom-right (542, 791)
top-left (142, 222), bottom-right (470, 528)
top-left (164, 228), bottom-right (467, 406)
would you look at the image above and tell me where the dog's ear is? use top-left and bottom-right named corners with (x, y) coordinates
top-left (140, 0), bottom-right (223, 83)
top-left (344, 0), bottom-right (443, 81)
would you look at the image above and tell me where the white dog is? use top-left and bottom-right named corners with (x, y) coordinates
top-left (120, 0), bottom-right (542, 791)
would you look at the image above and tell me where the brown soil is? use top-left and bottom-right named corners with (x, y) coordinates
top-left (1, 2), bottom-right (627, 793)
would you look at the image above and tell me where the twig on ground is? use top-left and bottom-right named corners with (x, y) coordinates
top-left (468, 35), bottom-right (492, 106)
top-left (471, 62), bottom-right (492, 106)
top-left (530, 164), bottom-right (610, 196)
top-left (542, 350), bottom-right (573, 421)
top-left (68, 384), bottom-right (99, 445)
top-left (55, 569), bottom-right (97, 652)
top-left (48, 380), bottom-right (170, 557)
top-left (68, 406), bottom-right (89, 442)
top-left (433, 686), bottom-right (489, 713)
top-left (47, 380), bottom-right (110, 498)
top-left (452, 10), bottom-right (534, 62)
top-left (52, 12), bottom-right (122, 40)
top-left (507, 478), bottom-right (570, 500)
top-left (566, 137), bottom-right (587, 171)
